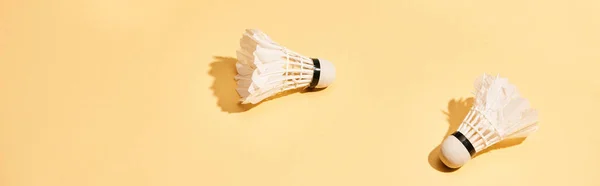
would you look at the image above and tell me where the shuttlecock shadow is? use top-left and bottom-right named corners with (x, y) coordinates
top-left (208, 56), bottom-right (255, 113)
top-left (208, 56), bottom-right (308, 113)
top-left (427, 97), bottom-right (473, 172)
top-left (428, 97), bottom-right (527, 172)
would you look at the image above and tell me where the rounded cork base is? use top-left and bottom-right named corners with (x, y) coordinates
top-left (439, 135), bottom-right (472, 169)
top-left (314, 59), bottom-right (336, 88)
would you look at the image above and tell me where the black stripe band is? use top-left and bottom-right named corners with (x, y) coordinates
top-left (308, 58), bottom-right (321, 89)
top-left (452, 131), bottom-right (476, 157)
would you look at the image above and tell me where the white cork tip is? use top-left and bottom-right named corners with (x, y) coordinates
top-left (439, 135), bottom-right (472, 169)
top-left (315, 58), bottom-right (336, 88)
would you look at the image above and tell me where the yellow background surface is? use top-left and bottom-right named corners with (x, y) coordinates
top-left (1, 0), bottom-right (599, 185)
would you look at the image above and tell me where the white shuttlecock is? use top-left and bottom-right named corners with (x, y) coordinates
top-left (234, 29), bottom-right (336, 104)
top-left (440, 73), bottom-right (539, 168)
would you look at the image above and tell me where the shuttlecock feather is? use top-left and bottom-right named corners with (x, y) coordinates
top-left (439, 73), bottom-right (539, 168)
top-left (234, 29), bottom-right (336, 104)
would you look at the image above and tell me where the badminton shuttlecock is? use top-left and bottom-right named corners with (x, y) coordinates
top-left (234, 29), bottom-right (336, 104)
top-left (440, 73), bottom-right (539, 168)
